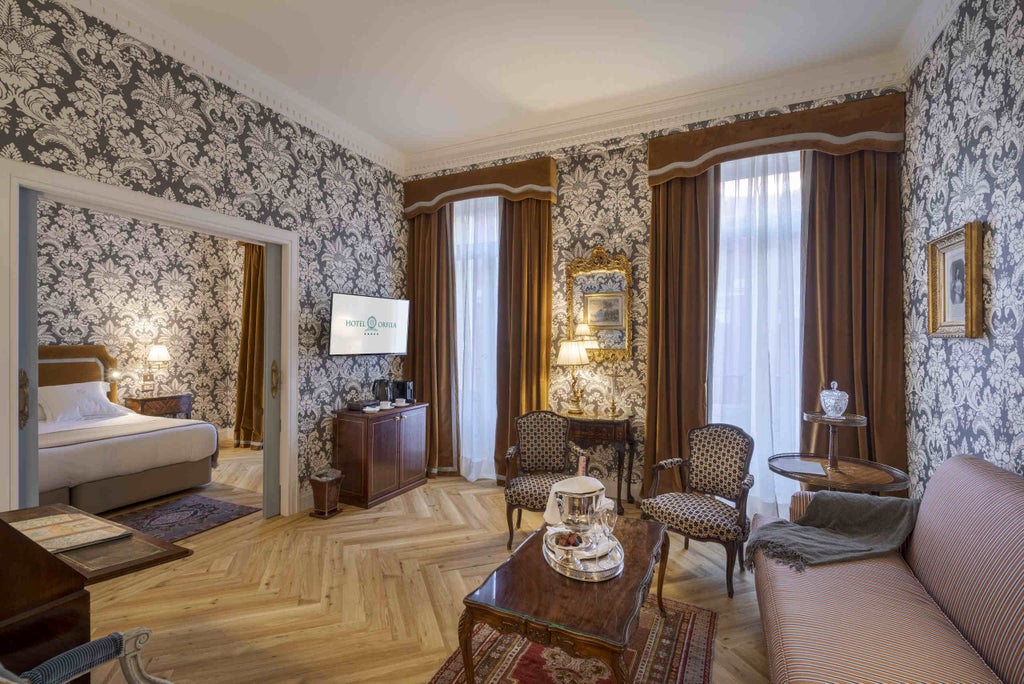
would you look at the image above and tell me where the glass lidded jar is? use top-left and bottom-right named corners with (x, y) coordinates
top-left (820, 381), bottom-right (849, 418)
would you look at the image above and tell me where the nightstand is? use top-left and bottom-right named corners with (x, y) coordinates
top-left (125, 393), bottom-right (193, 419)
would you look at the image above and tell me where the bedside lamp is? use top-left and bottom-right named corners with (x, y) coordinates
top-left (573, 323), bottom-right (600, 351)
top-left (142, 344), bottom-right (171, 394)
top-left (557, 339), bottom-right (590, 415)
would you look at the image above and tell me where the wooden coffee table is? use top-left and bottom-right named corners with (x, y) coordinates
top-left (459, 517), bottom-right (668, 683)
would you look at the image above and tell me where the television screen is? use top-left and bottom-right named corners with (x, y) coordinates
top-left (329, 294), bottom-right (409, 355)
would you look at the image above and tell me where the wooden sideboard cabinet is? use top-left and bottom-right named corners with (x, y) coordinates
top-left (332, 403), bottom-right (429, 508)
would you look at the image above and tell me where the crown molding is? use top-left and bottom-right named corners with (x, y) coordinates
top-left (66, 0), bottom-right (405, 174)
top-left (898, 0), bottom-right (964, 77)
top-left (404, 54), bottom-right (906, 177)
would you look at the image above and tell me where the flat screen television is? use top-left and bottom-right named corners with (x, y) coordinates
top-left (329, 293), bottom-right (410, 356)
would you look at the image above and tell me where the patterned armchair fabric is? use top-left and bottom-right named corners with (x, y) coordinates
top-left (640, 423), bottom-right (754, 598)
top-left (688, 424), bottom-right (754, 499)
top-left (515, 411), bottom-right (572, 473)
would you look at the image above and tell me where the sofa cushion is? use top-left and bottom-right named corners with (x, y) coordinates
top-left (906, 455), bottom-right (1024, 684)
top-left (753, 516), bottom-right (1001, 684)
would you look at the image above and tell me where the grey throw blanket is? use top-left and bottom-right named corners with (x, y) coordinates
top-left (747, 491), bottom-right (919, 571)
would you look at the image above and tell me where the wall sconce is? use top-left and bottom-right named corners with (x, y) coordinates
top-left (141, 344), bottom-right (171, 394)
top-left (573, 323), bottom-right (600, 351)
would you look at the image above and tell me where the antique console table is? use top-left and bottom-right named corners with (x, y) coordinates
top-left (459, 517), bottom-right (668, 683)
top-left (561, 412), bottom-right (636, 514)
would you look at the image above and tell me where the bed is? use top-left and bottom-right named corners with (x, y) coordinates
top-left (37, 345), bottom-right (219, 513)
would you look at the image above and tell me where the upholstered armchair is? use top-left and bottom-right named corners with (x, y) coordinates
top-left (505, 411), bottom-right (588, 549)
top-left (640, 423), bottom-right (754, 597)
top-left (0, 628), bottom-right (171, 684)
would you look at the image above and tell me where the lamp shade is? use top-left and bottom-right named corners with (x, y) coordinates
top-left (147, 345), bottom-right (171, 363)
top-left (573, 323), bottom-right (600, 350)
top-left (556, 340), bottom-right (590, 366)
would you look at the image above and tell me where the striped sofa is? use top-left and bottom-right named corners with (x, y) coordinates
top-left (753, 455), bottom-right (1024, 684)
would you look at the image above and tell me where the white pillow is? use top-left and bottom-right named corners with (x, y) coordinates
top-left (38, 382), bottom-right (130, 422)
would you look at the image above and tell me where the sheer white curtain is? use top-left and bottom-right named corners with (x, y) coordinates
top-left (710, 151), bottom-right (803, 517)
top-left (453, 197), bottom-right (501, 482)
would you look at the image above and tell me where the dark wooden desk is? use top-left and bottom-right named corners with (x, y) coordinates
top-left (0, 503), bottom-right (191, 584)
top-left (0, 505), bottom-right (190, 681)
top-left (460, 517), bottom-right (668, 683)
top-left (562, 413), bottom-right (635, 514)
top-left (768, 453), bottom-right (910, 493)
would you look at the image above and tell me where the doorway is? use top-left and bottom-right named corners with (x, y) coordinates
top-left (0, 159), bottom-right (298, 515)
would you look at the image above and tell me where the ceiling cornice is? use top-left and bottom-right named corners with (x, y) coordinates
top-left (898, 0), bottom-right (965, 77)
top-left (404, 54), bottom-right (906, 176)
top-left (67, 0), bottom-right (963, 179)
top-left (66, 0), bottom-right (406, 173)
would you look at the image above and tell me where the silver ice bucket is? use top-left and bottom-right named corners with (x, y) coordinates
top-left (554, 485), bottom-right (605, 530)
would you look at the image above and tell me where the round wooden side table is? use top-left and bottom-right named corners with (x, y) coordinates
top-left (768, 453), bottom-right (909, 493)
top-left (802, 411), bottom-right (867, 471)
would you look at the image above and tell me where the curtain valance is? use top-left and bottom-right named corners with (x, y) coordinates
top-left (647, 93), bottom-right (905, 187)
top-left (403, 157), bottom-right (557, 219)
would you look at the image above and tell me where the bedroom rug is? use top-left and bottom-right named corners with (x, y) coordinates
top-left (108, 494), bottom-right (260, 542)
top-left (429, 596), bottom-right (716, 684)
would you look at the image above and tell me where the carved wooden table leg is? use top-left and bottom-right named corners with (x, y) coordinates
top-left (615, 441), bottom-right (625, 515)
top-left (609, 651), bottom-right (629, 683)
top-left (625, 433), bottom-right (637, 504)
top-left (657, 530), bottom-right (669, 614)
top-left (458, 610), bottom-right (475, 684)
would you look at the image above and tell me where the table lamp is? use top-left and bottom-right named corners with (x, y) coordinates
top-left (573, 323), bottom-right (600, 351)
top-left (557, 339), bottom-right (590, 415)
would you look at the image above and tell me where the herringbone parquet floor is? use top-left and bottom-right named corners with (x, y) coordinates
top-left (89, 469), bottom-right (768, 683)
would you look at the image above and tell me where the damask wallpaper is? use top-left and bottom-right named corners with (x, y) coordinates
top-left (414, 89), bottom-right (897, 491)
top-left (2, 0), bottom-right (406, 484)
top-left (37, 200), bottom-right (244, 428)
top-left (902, 0), bottom-right (1024, 495)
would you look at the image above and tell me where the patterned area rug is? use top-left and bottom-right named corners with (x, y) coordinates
top-left (430, 596), bottom-right (716, 683)
top-left (108, 494), bottom-right (260, 542)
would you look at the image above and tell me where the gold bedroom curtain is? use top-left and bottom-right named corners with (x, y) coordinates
top-left (801, 150), bottom-right (907, 473)
top-left (408, 207), bottom-right (460, 474)
top-left (644, 171), bottom-right (718, 494)
top-left (234, 243), bottom-right (265, 449)
top-left (494, 197), bottom-right (553, 480)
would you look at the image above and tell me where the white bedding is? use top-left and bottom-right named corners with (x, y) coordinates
top-left (39, 413), bottom-right (218, 492)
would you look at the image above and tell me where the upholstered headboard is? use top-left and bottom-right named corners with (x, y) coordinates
top-left (38, 345), bottom-right (119, 402)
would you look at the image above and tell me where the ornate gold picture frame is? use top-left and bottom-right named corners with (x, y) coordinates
top-left (566, 246), bottom-right (632, 362)
top-left (928, 222), bottom-right (983, 338)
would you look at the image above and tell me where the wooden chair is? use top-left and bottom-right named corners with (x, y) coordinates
top-left (504, 411), bottom-right (588, 549)
top-left (640, 423), bottom-right (754, 597)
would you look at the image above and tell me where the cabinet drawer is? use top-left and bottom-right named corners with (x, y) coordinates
top-left (569, 421), bottom-right (625, 443)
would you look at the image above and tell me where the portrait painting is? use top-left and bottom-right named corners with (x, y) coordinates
top-left (928, 222), bottom-right (982, 338)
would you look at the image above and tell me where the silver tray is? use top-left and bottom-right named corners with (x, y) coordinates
top-left (542, 531), bottom-right (624, 582)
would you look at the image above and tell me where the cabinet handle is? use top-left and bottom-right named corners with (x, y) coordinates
top-left (400, 415), bottom-right (407, 420)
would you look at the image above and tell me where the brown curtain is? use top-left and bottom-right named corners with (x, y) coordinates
top-left (234, 243), bottom-right (265, 448)
top-left (801, 150), bottom-right (907, 472)
top-left (494, 197), bottom-right (553, 479)
top-left (408, 207), bottom-right (460, 474)
top-left (644, 171), bottom-right (718, 493)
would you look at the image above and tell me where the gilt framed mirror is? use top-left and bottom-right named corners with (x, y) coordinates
top-left (566, 246), bottom-right (632, 362)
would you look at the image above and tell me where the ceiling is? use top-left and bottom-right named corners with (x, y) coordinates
top-left (82, 0), bottom-right (953, 174)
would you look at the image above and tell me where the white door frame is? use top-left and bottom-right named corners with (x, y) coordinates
top-left (0, 158), bottom-right (300, 515)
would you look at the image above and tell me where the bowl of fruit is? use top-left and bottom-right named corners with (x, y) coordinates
top-left (551, 530), bottom-right (586, 549)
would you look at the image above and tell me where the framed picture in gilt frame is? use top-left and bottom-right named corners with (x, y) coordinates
top-left (928, 222), bottom-right (983, 338)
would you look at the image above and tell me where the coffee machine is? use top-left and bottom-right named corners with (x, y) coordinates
top-left (393, 380), bottom-right (415, 403)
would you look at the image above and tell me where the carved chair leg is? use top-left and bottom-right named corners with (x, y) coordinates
top-left (684, 535), bottom-right (689, 550)
top-left (506, 503), bottom-right (515, 550)
top-left (725, 542), bottom-right (737, 598)
top-left (738, 542), bottom-right (746, 573)
top-left (119, 628), bottom-right (173, 684)
top-left (516, 508), bottom-right (523, 529)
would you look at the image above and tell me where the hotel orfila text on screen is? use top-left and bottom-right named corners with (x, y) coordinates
top-left (329, 294), bottom-right (410, 355)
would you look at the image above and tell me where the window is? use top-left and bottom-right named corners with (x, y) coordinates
top-left (452, 197), bottom-right (501, 481)
top-left (710, 151), bottom-right (802, 516)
